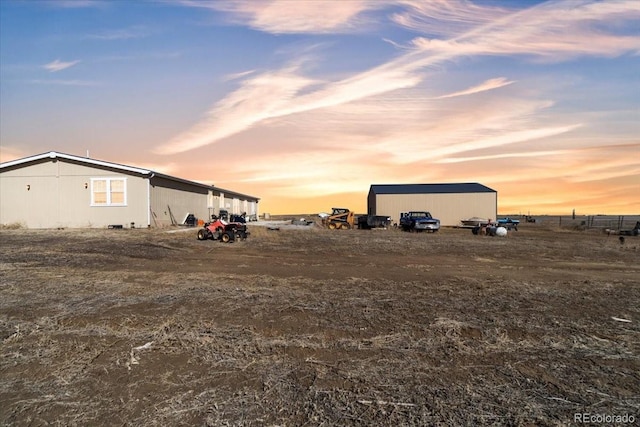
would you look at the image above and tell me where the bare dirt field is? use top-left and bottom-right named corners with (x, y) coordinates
top-left (1, 224), bottom-right (638, 426)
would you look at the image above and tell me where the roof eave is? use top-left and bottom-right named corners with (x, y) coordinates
top-left (0, 151), bottom-right (152, 176)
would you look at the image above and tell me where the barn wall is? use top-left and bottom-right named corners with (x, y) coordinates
top-left (375, 192), bottom-right (497, 226)
top-left (1, 162), bottom-right (60, 228)
top-left (210, 190), bottom-right (259, 219)
top-left (236, 198), bottom-right (258, 218)
top-left (149, 176), bottom-right (209, 227)
top-left (0, 160), bottom-right (148, 228)
top-left (367, 189), bottom-right (377, 215)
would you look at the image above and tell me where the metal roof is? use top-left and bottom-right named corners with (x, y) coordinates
top-left (212, 186), bottom-right (260, 201)
top-left (369, 183), bottom-right (496, 194)
top-left (0, 151), bottom-right (152, 175)
top-left (0, 151), bottom-right (259, 201)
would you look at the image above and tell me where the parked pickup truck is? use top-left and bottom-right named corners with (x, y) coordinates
top-left (399, 211), bottom-right (440, 232)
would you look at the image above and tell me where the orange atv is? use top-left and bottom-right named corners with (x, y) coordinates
top-left (196, 216), bottom-right (249, 243)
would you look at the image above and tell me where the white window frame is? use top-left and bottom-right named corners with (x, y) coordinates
top-left (90, 177), bottom-right (127, 206)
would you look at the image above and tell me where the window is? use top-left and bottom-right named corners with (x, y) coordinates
top-left (91, 178), bottom-right (127, 206)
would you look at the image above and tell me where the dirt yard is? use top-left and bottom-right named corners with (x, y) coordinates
top-left (1, 223), bottom-right (638, 426)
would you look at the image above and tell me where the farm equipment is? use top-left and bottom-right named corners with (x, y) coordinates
top-left (323, 208), bottom-right (355, 229)
top-left (321, 208), bottom-right (391, 230)
top-left (357, 214), bottom-right (392, 230)
top-left (218, 209), bottom-right (247, 223)
top-left (197, 216), bottom-right (249, 243)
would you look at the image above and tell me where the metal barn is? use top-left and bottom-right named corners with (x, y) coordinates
top-left (0, 151), bottom-right (259, 229)
top-left (368, 183), bottom-right (497, 227)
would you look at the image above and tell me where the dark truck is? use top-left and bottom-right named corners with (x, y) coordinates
top-left (357, 214), bottom-right (392, 230)
top-left (399, 211), bottom-right (440, 232)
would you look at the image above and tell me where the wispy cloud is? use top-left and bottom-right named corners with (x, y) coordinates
top-left (43, 59), bottom-right (80, 72)
top-left (160, 1), bottom-right (639, 155)
top-left (404, 0), bottom-right (640, 60)
top-left (392, 0), bottom-right (511, 38)
top-left (151, 0), bottom-right (640, 215)
top-left (434, 77), bottom-right (514, 99)
top-left (156, 53), bottom-right (427, 154)
top-left (178, 0), bottom-right (389, 34)
top-left (382, 124), bottom-right (583, 164)
top-left (183, 94), bottom-right (582, 199)
top-left (156, 63), bottom-right (321, 154)
top-left (223, 70), bottom-right (256, 82)
top-left (435, 149), bottom-right (571, 164)
top-left (560, 144), bottom-right (640, 183)
top-left (228, 149), bottom-right (388, 196)
top-left (444, 143), bottom-right (640, 186)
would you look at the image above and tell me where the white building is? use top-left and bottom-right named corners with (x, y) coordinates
top-left (368, 183), bottom-right (497, 227)
top-left (0, 151), bottom-right (259, 228)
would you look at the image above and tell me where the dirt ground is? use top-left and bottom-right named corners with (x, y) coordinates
top-left (1, 223), bottom-right (638, 426)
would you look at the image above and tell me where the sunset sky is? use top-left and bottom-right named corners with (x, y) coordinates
top-left (1, 0), bottom-right (638, 215)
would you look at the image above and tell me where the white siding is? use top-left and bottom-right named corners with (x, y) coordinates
top-left (209, 190), bottom-right (259, 218)
top-left (149, 176), bottom-right (209, 227)
top-left (1, 160), bottom-right (148, 228)
top-left (1, 154), bottom-right (260, 229)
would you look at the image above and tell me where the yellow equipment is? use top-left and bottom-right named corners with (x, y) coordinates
top-left (324, 208), bottom-right (355, 230)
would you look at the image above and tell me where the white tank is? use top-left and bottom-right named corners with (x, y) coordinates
top-left (495, 226), bottom-right (508, 237)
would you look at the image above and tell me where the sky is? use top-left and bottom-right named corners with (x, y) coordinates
top-left (1, 0), bottom-right (638, 215)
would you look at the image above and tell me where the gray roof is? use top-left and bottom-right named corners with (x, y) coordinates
top-left (1, 151), bottom-right (152, 175)
top-left (370, 183), bottom-right (496, 194)
top-left (1, 151), bottom-right (259, 201)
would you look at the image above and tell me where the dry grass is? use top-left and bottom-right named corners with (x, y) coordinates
top-left (1, 225), bottom-right (639, 425)
top-left (0, 222), bottom-right (24, 230)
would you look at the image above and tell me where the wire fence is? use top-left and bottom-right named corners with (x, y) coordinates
top-left (501, 215), bottom-right (640, 231)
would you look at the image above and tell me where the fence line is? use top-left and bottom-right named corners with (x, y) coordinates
top-left (501, 215), bottom-right (640, 231)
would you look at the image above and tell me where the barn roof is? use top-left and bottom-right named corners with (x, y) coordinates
top-left (0, 151), bottom-right (259, 201)
top-left (1, 151), bottom-right (152, 175)
top-left (369, 183), bottom-right (496, 194)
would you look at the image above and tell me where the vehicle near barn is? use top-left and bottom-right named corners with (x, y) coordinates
top-left (322, 208), bottom-right (354, 229)
top-left (321, 208), bottom-right (391, 230)
top-left (368, 183), bottom-right (496, 227)
top-left (399, 211), bottom-right (440, 232)
top-left (356, 214), bottom-right (392, 230)
top-left (218, 210), bottom-right (248, 223)
top-left (197, 216), bottom-right (249, 243)
top-left (497, 217), bottom-right (520, 230)
top-left (460, 217), bottom-right (491, 228)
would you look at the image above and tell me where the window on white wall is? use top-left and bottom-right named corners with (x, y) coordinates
top-left (91, 178), bottom-right (127, 206)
